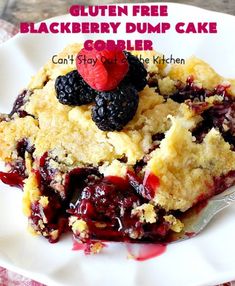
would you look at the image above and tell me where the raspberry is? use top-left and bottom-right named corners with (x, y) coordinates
top-left (55, 70), bottom-right (96, 106)
top-left (123, 51), bottom-right (147, 91)
top-left (91, 83), bottom-right (139, 131)
top-left (76, 48), bottom-right (129, 91)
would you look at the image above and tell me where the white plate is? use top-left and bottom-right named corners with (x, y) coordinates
top-left (0, 3), bottom-right (235, 286)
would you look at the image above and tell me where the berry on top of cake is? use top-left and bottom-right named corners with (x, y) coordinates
top-left (0, 43), bottom-right (235, 252)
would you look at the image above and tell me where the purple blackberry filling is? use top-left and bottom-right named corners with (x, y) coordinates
top-left (169, 76), bottom-right (235, 146)
top-left (10, 89), bottom-right (32, 118)
top-left (170, 77), bottom-right (230, 104)
top-left (0, 139), bottom-right (34, 188)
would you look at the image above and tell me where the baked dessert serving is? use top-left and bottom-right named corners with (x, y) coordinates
top-left (1, 44), bottom-right (235, 253)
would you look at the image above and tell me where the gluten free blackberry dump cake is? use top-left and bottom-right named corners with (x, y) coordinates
top-left (0, 43), bottom-right (235, 253)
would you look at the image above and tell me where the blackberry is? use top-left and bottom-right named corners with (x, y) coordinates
top-left (55, 70), bottom-right (96, 106)
top-left (123, 51), bottom-right (147, 91)
top-left (92, 84), bottom-right (139, 131)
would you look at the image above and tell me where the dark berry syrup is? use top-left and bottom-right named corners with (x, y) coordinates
top-left (0, 139), bottom-right (34, 189)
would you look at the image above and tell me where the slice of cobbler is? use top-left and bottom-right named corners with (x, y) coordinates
top-left (0, 44), bottom-right (235, 252)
